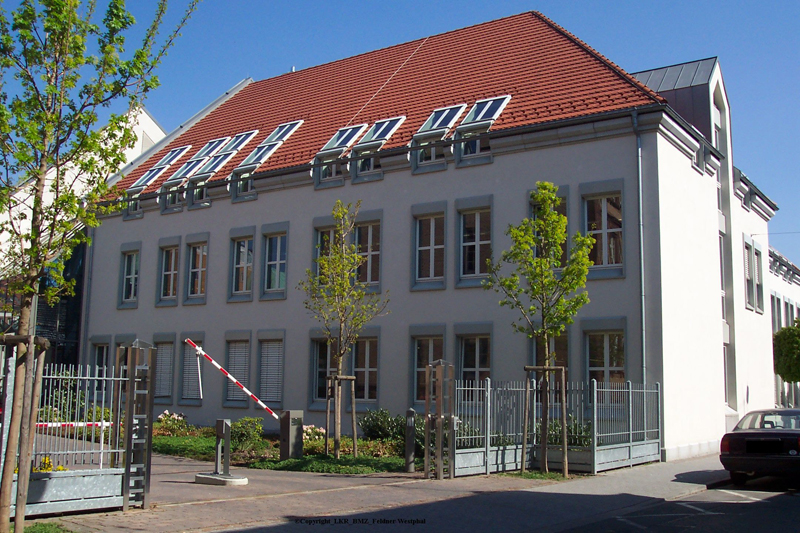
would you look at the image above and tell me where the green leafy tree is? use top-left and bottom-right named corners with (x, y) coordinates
top-left (298, 200), bottom-right (389, 459)
top-left (484, 181), bottom-right (593, 473)
top-left (0, 1), bottom-right (198, 530)
top-left (774, 319), bottom-right (800, 383)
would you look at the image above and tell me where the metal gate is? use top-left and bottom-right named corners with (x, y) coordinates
top-left (1, 346), bottom-right (155, 517)
top-left (447, 379), bottom-right (661, 476)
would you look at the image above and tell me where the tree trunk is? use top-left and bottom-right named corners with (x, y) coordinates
top-left (15, 343), bottom-right (46, 532)
top-left (0, 302), bottom-right (32, 533)
top-left (540, 335), bottom-right (550, 473)
top-left (13, 338), bottom-right (35, 533)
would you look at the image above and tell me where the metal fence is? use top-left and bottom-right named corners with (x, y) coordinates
top-left (32, 364), bottom-right (126, 470)
top-left (451, 379), bottom-right (661, 475)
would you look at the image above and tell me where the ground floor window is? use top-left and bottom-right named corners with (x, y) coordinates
top-left (155, 343), bottom-right (174, 398)
top-left (314, 340), bottom-right (338, 400)
top-left (460, 336), bottom-right (490, 382)
top-left (587, 332), bottom-right (624, 383)
top-left (354, 339), bottom-right (378, 401)
top-left (226, 341), bottom-right (249, 401)
top-left (260, 339), bottom-right (283, 403)
top-left (415, 337), bottom-right (443, 402)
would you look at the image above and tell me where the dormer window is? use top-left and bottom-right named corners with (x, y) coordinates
top-left (454, 96), bottom-right (510, 166)
top-left (130, 145), bottom-right (191, 189)
top-left (237, 120), bottom-right (303, 171)
top-left (351, 117), bottom-right (404, 181)
top-left (313, 124), bottom-right (366, 188)
top-left (357, 150), bottom-right (382, 174)
top-left (460, 96), bottom-right (511, 129)
top-left (417, 105), bottom-right (467, 137)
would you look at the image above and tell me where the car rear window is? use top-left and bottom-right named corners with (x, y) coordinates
top-left (735, 412), bottom-right (800, 430)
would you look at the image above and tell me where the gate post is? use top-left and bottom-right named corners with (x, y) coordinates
top-left (521, 374), bottom-right (531, 473)
top-left (0, 347), bottom-right (15, 467)
top-left (626, 381), bottom-right (633, 446)
top-left (484, 377), bottom-right (491, 475)
top-left (591, 379), bottom-right (597, 475)
top-left (405, 409), bottom-right (416, 473)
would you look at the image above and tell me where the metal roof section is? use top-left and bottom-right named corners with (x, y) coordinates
top-left (633, 58), bottom-right (717, 92)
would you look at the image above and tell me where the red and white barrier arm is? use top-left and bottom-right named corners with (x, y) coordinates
top-left (185, 338), bottom-right (279, 420)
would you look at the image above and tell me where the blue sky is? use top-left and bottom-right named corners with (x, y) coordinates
top-left (129, 0), bottom-right (799, 261)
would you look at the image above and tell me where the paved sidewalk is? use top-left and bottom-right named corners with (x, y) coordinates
top-left (48, 453), bottom-right (729, 532)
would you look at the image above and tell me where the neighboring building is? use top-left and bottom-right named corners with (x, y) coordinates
top-left (0, 107), bottom-right (166, 365)
top-left (768, 246), bottom-right (800, 407)
top-left (80, 12), bottom-right (793, 460)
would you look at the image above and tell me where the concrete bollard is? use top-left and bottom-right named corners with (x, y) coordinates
top-left (405, 408), bottom-right (416, 473)
top-left (196, 418), bottom-right (247, 486)
top-left (281, 410), bottom-right (304, 461)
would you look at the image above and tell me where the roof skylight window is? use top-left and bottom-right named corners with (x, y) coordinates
top-left (165, 157), bottom-right (208, 184)
top-left (155, 146), bottom-right (191, 167)
top-left (416, 105), bottom-right (467, 137)
top-left (130, 145), bottom-right (191, 189)
top-left (237, 121), bottom-right (303, 171)
top-left (194, 137), bottom-right (230, 160)
top-left (219, 130), bottom-right (258, 154)
top-left (355, 117), bottom-right (405, 150)
top-left (321, 124), bottom-right (368, 153)
top-left (197, 151), bottom-right (236, 175)
top-left (459, 96), bottom-right (511, 129)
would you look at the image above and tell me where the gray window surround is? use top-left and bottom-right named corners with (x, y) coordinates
top-left (230, 169), bottom-right (258, 203)
top-left (118, 241), bottom-right (141, 310)
top-left (753, 239), bottom-right (765, 314)
top-left (186, 177), bottom-right (212, 210)
top-left (153, 332), bottom-right (176, 405)
top-left (122, 190), bottom-right (144, 221)
top-left (453, 130), bottom-right (494, 168)
top-left (411, 201), bottom-right (447, 292)
top-left (260, 222), bottom-right (290, 301)
top-left (409, 324), bottom-right (446, 407)
top-left (159, 185), bottom-right (184, 215)
top-left (411, 138), bottom-right (448, 175)
top-left (356, 209), bottom-right (383, 294)
top-left (312, 212), bottom-right (383, 293)
top-left (308, 326), bottom-right (380, 412)
top-left (312, 158), bottom-right (347, 190)
top-left (579, 179), bottom-right (625, 280)
top-left (89, 334), bottom-right (112, 368)
top-left (580, 316), bottom-right (627, 383)
top-left (454, 322), bottom-right (493, 379)
top-left (156, 236), bottom-right (181, 308)
top-left (184, 232), bottom-right (209, 306)
top-left (224, 330), bottom-right (251, 408)
top-left (743, 235), bottom-right (754, 311)
top-left (257, 329), bottom-right (285, 409)
top-left (228, 226), bottom-right (256, 303)
top-left (455, 195), bottom-right (493, 289)
top-left (351, 150), bottom-right (385, 184)
top-left (178, 331), bottom-right (204, 406)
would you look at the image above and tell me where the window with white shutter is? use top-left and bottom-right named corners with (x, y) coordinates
top-left (744, 243), bottom-right (754, 308)
top-left (182, 341), bottom-right (201, 400)
top-left (260, 340), bottom-right (283, 403)
top-left (155, 343), bottom-right (174, 398)
top-left (227, 341), bottom-right (249, 401)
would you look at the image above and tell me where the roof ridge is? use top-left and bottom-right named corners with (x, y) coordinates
top-left (531, 11), bottom-right (666, 105)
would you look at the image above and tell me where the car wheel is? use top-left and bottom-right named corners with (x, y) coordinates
top-left (730, 472), bottom-right (749, 486)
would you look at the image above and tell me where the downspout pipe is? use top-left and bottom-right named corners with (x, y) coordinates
top-left (632, 110), bottom-right (646, 387)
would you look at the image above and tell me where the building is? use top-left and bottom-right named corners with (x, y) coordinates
top-left (79, 12), bottom-right (793, 460)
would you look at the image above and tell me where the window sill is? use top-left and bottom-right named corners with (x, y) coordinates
top-left (586, 267), bottom-right (624, 281)
top-left (232, 193), bottom-right (258, 204)
top-left (178, 399), bottom-right (202, 407)
top-left (117, 301), bottom-right (138, 310)
top-left (412, 161), bottom-right (447, 175)
top-left (123, 212), bottom-right (144, 221)
top-left (183, 297), bottom-right (207, 306)
top-left (314, 177), bottom-right (345, 190)
top-left (456, 277), bottom-right (487, 289)
top-left (223, 400), bottom-right (249, 409)
top-left (347, 402), bottom-right (377, 414)
top-left (154, 397), bottom-right (172, 406)
top-left (156, 299), bottom-right (178, 308)
top-left (352, 172), bottom-right (384, 185)
top-left (363, 283), bottom-right (381, 294)
top-left (456, 154), bottom-right (493, 168)
top-left (308, 400), bottom-right (328, 412)
top-left (260, 291), bottom-right (287, 302)
top-left (187, 201), bottom-right (212, 211)
top-left (161, 205), bottom-right (184, 215)
top-left (412, 280), bottom-right (445, 292)
top-left (228, 293), bottom-right (254, 303)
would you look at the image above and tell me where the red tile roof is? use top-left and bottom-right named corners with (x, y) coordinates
top-left (120, 12), bottom-right (664, 194)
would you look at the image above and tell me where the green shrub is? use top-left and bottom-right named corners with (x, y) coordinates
top-left (534, 415), bottom-right (592, 447)
top-left (154, 410), bottom-right (194, 437)
top-left (230, 417), bottom-right (263, 450)
top-left (358, 408), bottom-right (400, 440)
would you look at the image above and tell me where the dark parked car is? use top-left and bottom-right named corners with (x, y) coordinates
top-left (720, 408), bottom-right (800, 485)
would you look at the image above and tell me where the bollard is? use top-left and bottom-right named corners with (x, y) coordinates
top-left (405, 408), bottom-right (416, 473)
top-left (215, 419), bottom-right (231, 476)
top-left (196, 419), bottom-right (247, 485)
top-left (280, 410), bottom-right (304, 461)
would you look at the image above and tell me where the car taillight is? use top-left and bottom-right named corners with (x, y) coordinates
top-left (721, 435), bottom-right (730, 454)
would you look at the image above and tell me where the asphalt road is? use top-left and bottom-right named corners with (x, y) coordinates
top-left (565, 476), bottom-right (800, 532)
